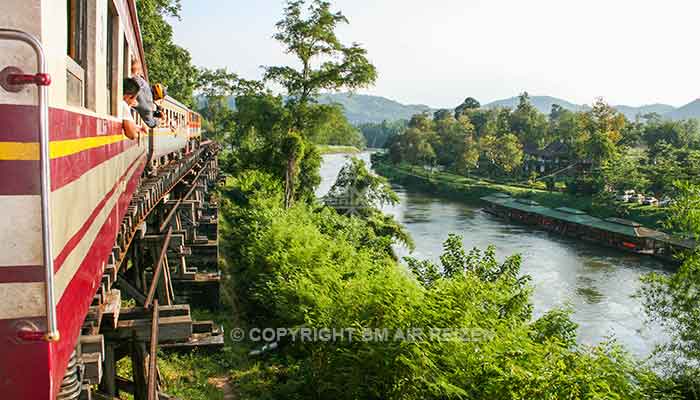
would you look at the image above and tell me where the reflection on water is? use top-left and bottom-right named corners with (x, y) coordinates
top-left (319, 151), bottom-right (669, 357)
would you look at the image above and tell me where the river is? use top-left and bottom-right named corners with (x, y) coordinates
top-left (319, 151), bottom-right (669, 358)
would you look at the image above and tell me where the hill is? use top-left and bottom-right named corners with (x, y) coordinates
top-left (614, 104), bottom-right (676, 120)
top-left (317, 93), bottom-right (432, 124)
top-left (483, 96), bottom-right (684, 120)
top-left (204, 93), bottom-right (700, 123)
top-left (484, 95), bottom-right (589, 114)
top-left (664, 99), bottom-right (700, 121)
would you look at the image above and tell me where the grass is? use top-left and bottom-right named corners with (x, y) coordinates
top-left (317, 144), bottom-right (361, 154)
top-left (376, 162), bottom-right (592, 208)
top-left (111, 306), bottom-right (294, 400)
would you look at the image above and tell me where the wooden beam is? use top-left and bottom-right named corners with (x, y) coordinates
top-left (80, 351), bottom-right (103, 384)
top-left (100, 343), bottom-right (117, 397)
top-left (104, 315), bottom-right (192, 342)
top-left (145, 227), bottom-right (173, 309)
top-left (159, 164), bottom-right (209, 233)
top-left (118, 305), bottom-right (190, 320)
top-left (147, 301), bottom-right (159, 400)
top-left (131, 341), bottom-right (148, 400)
top-left (102, 289), bottom-right (121, 329)
top-left (116, 275), bottom-right (147, 305)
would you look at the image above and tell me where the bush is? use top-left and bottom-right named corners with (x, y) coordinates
top-left (219, 170), bottom-right (679, 400)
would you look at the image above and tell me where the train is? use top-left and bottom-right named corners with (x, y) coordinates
top-left (0, 1), bottom-right (214, 399)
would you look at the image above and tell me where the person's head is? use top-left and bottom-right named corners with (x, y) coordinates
top-left (130, 57), bottom-right (142, 76)
top-left (123, 78), bottom-right (140, 107)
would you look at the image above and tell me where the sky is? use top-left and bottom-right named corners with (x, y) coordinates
top-left (171, 0), bottom-right (700, 109)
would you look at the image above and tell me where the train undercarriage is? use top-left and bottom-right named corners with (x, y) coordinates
top-left (62, 143), bottom-right (224, 400)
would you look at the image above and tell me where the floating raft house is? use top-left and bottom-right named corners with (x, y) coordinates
top-left (481, 193), bottom-right (695, 262)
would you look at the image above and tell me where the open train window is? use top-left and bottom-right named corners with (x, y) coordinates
top-left (123, 36), bottom-right (130, 80)
top-left (67, 0), bottom-right (87, 107)
top-left (106, 4), bottom-right (118, 115)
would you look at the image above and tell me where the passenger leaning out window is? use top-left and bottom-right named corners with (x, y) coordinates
top-left (122, 78), bottom-right (146, 140)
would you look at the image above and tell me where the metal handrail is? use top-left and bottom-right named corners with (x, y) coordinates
top-left (0, 29), bottom-right (59, 342)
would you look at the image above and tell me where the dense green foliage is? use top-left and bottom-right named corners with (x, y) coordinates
top-left (136, 0), bottom-right (199, 107)
top-left (138, 2), bottom-right (699, 399)
top-left (305, 104), bottom-right (366, 148)
top-left (225, 94), bottom-right (322, 205)
top-left (386, 93), bottom-right (700, 201)
top-left (218, 169), bottom-right (679, 399)
top-left (324, 157), bottom-right (413, 252)
top-left (641, 183), bottom-right (700, 399)
top-left (357, 119), bottom-right (408, 148)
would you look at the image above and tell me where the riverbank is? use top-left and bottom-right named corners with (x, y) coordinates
top-left (373, 161), bottom-right (668, 230)
top-left (317, 144), bottom-right (362, 154)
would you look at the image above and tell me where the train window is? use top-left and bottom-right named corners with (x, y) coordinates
top-left (67, 0), bottom-right (87, 65)
top-left (67, 0), bottom-right (87, 107)
top-left (123, 36), bottom-right (130, 80)
top-left (106, 5), bottom-right (118, 115)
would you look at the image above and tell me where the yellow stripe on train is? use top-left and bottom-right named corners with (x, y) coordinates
top-left (0, 134), bottom-right (125, 161)
top-left (0, 127), bottom-right (198, 161)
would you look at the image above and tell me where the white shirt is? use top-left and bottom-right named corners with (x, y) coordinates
top-left (121, 100), bottom-right (135, 122)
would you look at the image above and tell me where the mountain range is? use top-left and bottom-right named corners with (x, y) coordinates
top-left (316, 93), bottom-right (700, 124)
top-left (317, 93), bottom-right (432, 124)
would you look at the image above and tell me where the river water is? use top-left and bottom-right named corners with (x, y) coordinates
top-left (319, 151), bottom-right (669, 358)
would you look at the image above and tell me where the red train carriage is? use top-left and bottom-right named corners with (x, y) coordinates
top-left (0, 1), bottom-right (212, 399)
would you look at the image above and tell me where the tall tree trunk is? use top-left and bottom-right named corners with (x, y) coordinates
top-left (285, 154), bottom-right (297, 209)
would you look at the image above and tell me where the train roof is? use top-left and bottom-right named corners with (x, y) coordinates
top-left (163, 95), bottom-right (199, 115)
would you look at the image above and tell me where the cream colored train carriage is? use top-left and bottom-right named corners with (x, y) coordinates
top-left (0, 1), bottom-right (202, 398)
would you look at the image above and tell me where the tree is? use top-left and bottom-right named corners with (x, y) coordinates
top-left (549, 105), bottom-right (582, 157)
top-left (263, 0), bottom-right (377, 207)
top-left (578, 98), bottom-right (626, 164)
top-left (263, 0), bottom-right (377, 111)
top-left (197, 68), bottom-right (263, 98)
top-left (647, 142), bottom-right (683, 195)
top-left (199, 95), bottom-right (235, 143)
top-left (324, 157), bottom-right (412, 252)
top-left (597, 147), bottom-right (649, 193)
top-left (641, 183), bottom-right (700, 398)
top-left (644, 119), bottom-right (700, 149)
top-left (483, 107), bottom-right (512, 138)
top-left (433, 114), bottom-right (476, 170)
top-left (433, 109), bottom-right (453, 121)
top-left (509, 92), bottom-right (549, 147)
top-left (585, 130), bottom-right (619, 166)
top-left (228, 93), bottom-right (321, 204)
top-left (665, 182), bottom-right (700, 240)
top-left (480, 133), bottom-right (523, 175)
top-left (456, 133), bottom-right (480, 176)
top-left (305, 104), bottom-right (366, 147)
top-left (454, 97), bottom-right (481, 119)
top-left (136, 0), bottom-right (199, 106)
top-left (357, 120), bottom-right (407, 148)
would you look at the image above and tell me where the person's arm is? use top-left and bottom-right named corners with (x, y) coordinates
top-left (121, 101), bottom-right (144, 140)
top-left (122, 119), bottom-right (141, 140)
